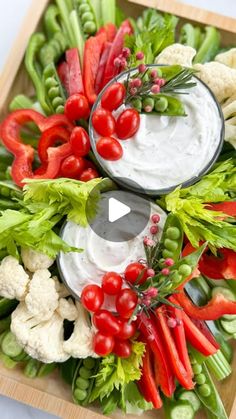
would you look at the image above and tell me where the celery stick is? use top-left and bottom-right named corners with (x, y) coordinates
top-left (206, 351), bottom-right (231, 381)
top-left (56, 0), bottom-right (76, 47)
top-left (69, 10), bottom-right (84, 68)
top-left (101, 0), bottom-right (116, 25)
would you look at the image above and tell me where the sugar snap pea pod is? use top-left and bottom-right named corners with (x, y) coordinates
top-left (37, 362), bottom-right (57, 377)
top-left (0, 198), bottom-right (21, 210)
top-left (0, 299), bottom-right (18, 318)
top-left (0, 317), bottom-right (11, 334)
top-left (24, 358), bottom-right (41, 378)
top-left (192, 360), bottom-right (228, 419)
top-left (72, 357), bottom-right (100, 406)
top-left (60, 358), bottom-right (79, 385)
top-left (193, 26), bottom-right (220, 63)
top-left (56, 0), bottom-right (76, 47)
top-left (43, 63), bottom-right (66, 114)
top-left (157, 214), bottom-right (184, 263)
top-left (25, 33), bottom-right (52, 115)
top-left (39, 32), bottom-right (68, 68)
top-left (179, 23), bottom-right (196, 48)
top-left (74, 0), bottom-right (97, 37)
top-left (44, 4), bottom-right (62, 38)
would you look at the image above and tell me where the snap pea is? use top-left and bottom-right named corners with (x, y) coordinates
top-left (44, 4), bottom-right (62, 38)
top-left (60, 358), bottom-right (79, 385)
top-left (157, 214), bottom-right (184, 263)
top-left (179, 23), bottom-right (204, 50)
top-left (24, 358), bottom-right (41, 378)
top-left (72, 357), bottom-right (100, 406)
top-left (43, 63), bottom-right (66, 114)
top-left (155, 96), bottom-right (168, 112)
top-left (190, 354), bottom-right (228, 419)
top-left (37, 362), bottom-right (57, 377)
top-left (39, 32), bottom-right (67, 68)
top-left (25, 33), bottom-right (52, 115)
top-left (74, 0), bottom-right (97, 38)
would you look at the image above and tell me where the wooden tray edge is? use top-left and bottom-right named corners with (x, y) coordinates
top-left (128, 0), bottom-right (236, 33)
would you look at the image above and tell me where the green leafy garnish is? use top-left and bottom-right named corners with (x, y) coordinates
top-left (90, 341), bottom-right (145, 405)
top-left (160, 160), bottom-right (236, 252)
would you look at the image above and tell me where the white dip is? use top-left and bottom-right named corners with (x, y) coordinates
top-left (92, 78), bottom-right (223, 192)
top-left (58, 202), bottom-right (166, 298)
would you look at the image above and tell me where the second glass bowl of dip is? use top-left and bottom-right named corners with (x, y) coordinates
top-left (89, 65), bottom-right (224, 196)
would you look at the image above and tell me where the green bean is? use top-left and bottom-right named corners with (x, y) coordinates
top-left (24, 359), bottom-right (41, 378)
top-left (194, 26), bottom-right (220, 64)
top-left (44, 4), bottom-right (62, 38)
top-left (25, 33), bottom-right (52, 115)
top-left (37, 363), bottom-right (57, 377)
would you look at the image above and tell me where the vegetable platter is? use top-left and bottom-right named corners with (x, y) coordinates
top-left (0, 0), bottom-right (236, 418)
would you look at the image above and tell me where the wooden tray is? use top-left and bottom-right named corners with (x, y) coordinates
top-left (0, 0), bottom-right (236, 417)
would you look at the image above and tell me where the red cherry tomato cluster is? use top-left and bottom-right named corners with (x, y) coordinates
top-left (92, 82), bottom-right (140, 161)
top-left (80, 262), bottom-right (149, 358)
top-left (60, 126), bottom-right (99, 181)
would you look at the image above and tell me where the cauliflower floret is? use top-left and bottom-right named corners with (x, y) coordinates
top-left (222, 101), bottom-right (236, 120)
top-left (25, 269), bottom-right (59, 321)
top-left (21, 248), bottom-right (54, 273)
top-left (54, 277), bottom-right (70, 298)
top-left (11, 303), bottom-right (69, 363)
top-left (155, 44), bottom-right (196, 67)
top-left (63, 302), bottom-right (97, 358)
top-left (0, 256), bottom-right (29, 300)
top-left (193, 62), bottom-right (236, 103)
top-left (57, 298), bottom-right (78, 321)
top-left (215, 48), bottom-right (236, 69)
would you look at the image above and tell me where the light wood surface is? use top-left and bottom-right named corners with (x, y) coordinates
top-left (0, 0), bottom-right (236, 417)
top-left (128, 0), bottom-right (236, 33)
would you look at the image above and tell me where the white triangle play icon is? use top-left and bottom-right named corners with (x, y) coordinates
top-left (108, 197), bottom-right (131, 223)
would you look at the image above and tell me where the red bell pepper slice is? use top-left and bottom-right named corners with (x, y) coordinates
top-left (1, 110), bottom-right (73, 186)
top-left (138, 312), bottom-right (176, 397)
top-left (97, 23), bottom-right (117, 42)
top-left (138, 343), bottom-right (163, 409)
top-left (57, 61), bottom-right (70, 94)
top-left (95, 42), bottom-right (112, 94)
top-left (176, 290), bottom-right (236, 321)
top-left (155, 306), bottom-right (194, 390)
top-left (38, 126), bottom-right (70, 163)
top-left (189, 317), bottom-right (220, 350)
top-left (170, 296), bottom-right (218, 356)
top-left (66, 48), bottom-right (84, 96)
top-left (168, 301), bottom-right (193, 378)
top-left (102, 20), bottom-right (133, 88)
top-left (83, 32), bottom-right (106, 105)
top-left (207, 201), bottom-right (236, 219)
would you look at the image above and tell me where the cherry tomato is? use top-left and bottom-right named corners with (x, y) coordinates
top-left (93, 310), bottom-right (120, 335)
top-left (81, 285), bottom-right (104, 312)
top-left (124, 262), bottom-right (148, 285)
top-left (116, 289), bottom-right (138, 319)
top-left (65, 94), bottom-right (90, 121)
top-left (93, 332), bottom-right (114, 356)
top-left (101, 82), bottom-right (126, 111)
top-left (116, 319), bottom-right (136, 340)
top-left (96, 137), bottom-right (123, 161)
top-left (70, 127), bottom-right (90, 157)
top-left (102, 272), bottom-right (123, 295)
top-left (80, 168), bottom-right (99, 182)
top-left (60, 155), bottom-right (85, 178)
top-left (113, 340), bottom-right (132, 358)
top-left (116, 109), bottom-right (140, 140)
top-left (92, 108), bottom-right (116, 137)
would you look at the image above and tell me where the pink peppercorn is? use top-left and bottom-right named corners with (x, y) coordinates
top-left (114, 57), bottom-right (121, 68)
top-left (136, 51), bottom-right (145, 60)
top-left (146, 269), bottom-right (155, 278)
top-left (144, 106), bottom-right (153, 113)
top-left (130, 87), bottom-right (138, 95)
top-left (159, 78), bottom-right (166, 87)
top-left (151, 85), bottom-right (160, 94)
top-left (133, 78), bottom-right (142, 88)
top-left (167, 318), bottom-right (177, 328)
top-left (164, 258), bottom-right (175, 267)
top-left (138, 64), bottom-right (147, 73)
top-left (150, 225), bottom-right (159, 235)
top-left (122, 47), bottom-right (131, 58)
top-left (151, 214), bottom-right (160, 224)
top-left (150, 69), bottom-right (158, 78)
top-left (161, 268), bottom-right (170, 276)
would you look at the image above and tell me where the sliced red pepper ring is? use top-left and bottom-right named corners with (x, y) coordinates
top-left (1, 109), bottom-right (74, 186)
top-left (138, 312), bottom-right (176, 397)
top-left (155, 306), bottom-right (194, 390)
top-left (38, 126), bottom-right (70, 163)
top-left (138, 341), bottom-right (163, 409)
top-left (169, 296), bottom-right (218, 357)
top-left (176, 289), bottom-right (236, 321)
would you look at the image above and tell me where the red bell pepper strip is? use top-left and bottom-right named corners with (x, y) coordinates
top-left (155, 306), bottom-right (194, 390)
top-left (95, 42), bottom-right (112, 94)
top-left (168, 301), bottom-right (193, 378)
top-left (138, 312), bottom-right (176, 397)
top-left (83, 33), bottom-right (106, 105)
top-left (97, 23), bottom-right (117, 42)
top-left (176, 290), bottom-right (236, 321)
top-left (207, 201), bottom-right (236, 218)
top-left (66, 48), bottom-right (84, 96)
top-left (170, 296), bottom-right (218, 356)
top-left (57, 61), bottom-right (70, 94)
top-left (102, 20), bottom-right (133, 88)
top-left (189, 317), bottom-right (220, 350)
top-left (138, 343), bottom-right (163, 409)
top-left (38, 126), bottom-right (70, 163)
top-left (1, 110), bottom-right (73, 186)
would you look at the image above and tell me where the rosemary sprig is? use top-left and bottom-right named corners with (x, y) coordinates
top-left (161, 68), bottom-right (197, 95)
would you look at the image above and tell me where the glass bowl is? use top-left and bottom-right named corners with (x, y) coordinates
top-left (89, 65), bottom-right (225, 196)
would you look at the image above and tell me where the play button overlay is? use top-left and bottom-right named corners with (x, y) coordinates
top-left (108, 198), bottom-right (131, 223)
top-left (86, 178), bottom-right (151, 242)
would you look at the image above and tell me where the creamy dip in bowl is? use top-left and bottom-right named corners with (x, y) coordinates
top-left (89, 65), bottom-right (224, 195)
